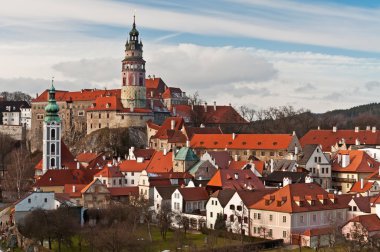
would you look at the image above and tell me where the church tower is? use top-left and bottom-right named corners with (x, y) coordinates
top-left (121, 15), bottom-right (147, 109)
top-left (42, 80), bottom-right (62, 175)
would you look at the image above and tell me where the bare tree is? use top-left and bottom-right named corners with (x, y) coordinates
top-left (239, 105), bottom-right (256, 123)
top-left (3, 146), bottom-right (34, 200)
top-left (157, 202), bottom-right (173, 241)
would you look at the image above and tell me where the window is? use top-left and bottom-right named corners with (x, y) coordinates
top-left (131, 172), bottom-right (134, 176)
top-left (125, 179), bottom-right (128, 184)
top-left (210, 224), bottom-right (213, 229)
top-left (283, 231), bottom-right (287, 238)
top-left (353, 206), bottom-right (357, 211)
top-left (131, 179), bottom-right (134, 185)
top-left (269, 229), bottom-right (273, 237)
top-left (258, 213), bottom-right (261, 220)
top-left (254, 213), bottom-right (257, 219)
top-left (326, 168), bottom-right (329, 174)
top-left (283, 216), bottom-right (286, 223)
top-left (107, 113), bottom-right (110, 119)
top-left (230, 215), bottom-right (234, 222)
top-left (50, 158), bottom-right (55, 167)
top-left (300, 215), bottom-right (304, 223)
top-left (313, 214), bottom-right (317, 222)
top-left (51, 129), bottom-right (56, 139)
top-left (269, 215), bottom-right (273, 221)
top-left (28, 198), bottom-right (31, 203)
top-left (315, 157), bottom-right (318, 162)
top-left (261, 151), bottom-right (265, 156)
top-left (318, 157), bottom-right (321, 163)
top-left (210, 212), bottom-right (213, 218)
top-left (322, 168), bottom-right (325, 174)
top-left (230, 205), bottom-right (235, 210)
top-left (254, 227), bottom-right (257, 234)
top-left (44, 198), bottom-right (47, 203)
top-left (119, 179), bottom-right (122, 185)
top-left (238, 216), bottom-right (242, 223)
top-left (237, 205), bottom-right (242, 211)
top-left (244, 217), bottom-right (248, 224)
top-left (347, 183), bottom-right (350, 188)
top-left (51, 143), bottom-right (55, 154)
top-left (270, 151), bottom-right (275, 156)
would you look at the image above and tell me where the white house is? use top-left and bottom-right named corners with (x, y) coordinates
top-left (14, 191), bottom-right (72, 224)
top-left (298, 144), bottom-right (331, 189)
top-left (94, 165), bottom-right (125, 188)
top-left (347, 195), bottom-right (372, 220)
top-left (224, 190), bottom-right (274, 236)
top-left (206, 189), bottom-right (235, 229)
top-left (171, 187), bottom-right (208, 214)
top-left (20, 107), bottom-right (31, 129)
top-left (119, 157), bottom-right (148, 187)
top-left (153, 186), bottom-right (177, 213)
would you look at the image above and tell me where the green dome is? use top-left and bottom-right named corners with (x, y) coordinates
top-left (44, 82), bottom-right (61, 123)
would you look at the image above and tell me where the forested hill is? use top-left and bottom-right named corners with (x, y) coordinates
top-left (241, 103), bottom-right (380, 138)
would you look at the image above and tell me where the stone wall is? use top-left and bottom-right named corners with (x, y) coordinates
top-left (0, 125), bottom-right (25, 141)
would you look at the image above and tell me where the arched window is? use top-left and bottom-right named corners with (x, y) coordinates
top-left (50, 158), bottom-right (55, 167)
top-left (51, 129), bottom-right (56, 139)
top-left (51, 143), bottom-right (55, 154)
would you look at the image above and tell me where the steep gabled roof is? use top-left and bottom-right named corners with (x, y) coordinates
top-left (34, 169), bottom-right (98, 187)
top-left (162, 87), bottom-right (183, 99)
top-left (146, 151), bottom-right (173, 173)
top-left (156, 186), bottom-right (178, 200)
top-left (237, 189), bottom-right (277, 207)
top-left (350, 196), bottom-right (372, 213)
top-left (178, 187), bottom-right (209, 201)
top-left (188, 160), bottom-right (218, 180)
top-left (205, 151), bottom-right (231, 169)
top-left (151, 117), bottom-right (185, 140)
top-left (207, 169), bottom-right (264, 191)
top-left (171, 104), bottom-right (248, 124)
top-left (119, 159), bottom-right (149, 172)
top-left (348, 214), bottom-right (380, 232)
top-left (349, 181), bottom-right (375, 194)
top-left (332, 150), bottom-right (380, 173)
top-left (32, 89), bottom-right (121, 103)
top-left (63, 184), bottom-right (87, 198)
top-left (109, 187), bottom-right (139, 197)
top-left (298, 144), bottom-right (319, 165)
top-left (300, 129), bottom-right (380, 152)
top-left (191, 134), bottom-right (295, 150)
top-left (210, 189), bottom-right (236, 207)
top-left (264, 171), bottom-right (309, 184)
top-left (95, 165), bottom-right (124, 178)
top-left (183, 126), bottom-right (223, 139)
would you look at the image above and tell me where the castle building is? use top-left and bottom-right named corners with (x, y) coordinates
top-left (42, 82), bottom-right (62, 174)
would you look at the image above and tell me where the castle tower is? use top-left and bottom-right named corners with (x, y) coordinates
top-left (42, 80), bottom-right (62, 174)
top-left (121, 15), bottom-right (146, 109)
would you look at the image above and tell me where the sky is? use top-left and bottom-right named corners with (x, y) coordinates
top-left (0, 0), bottom-right (380, 113)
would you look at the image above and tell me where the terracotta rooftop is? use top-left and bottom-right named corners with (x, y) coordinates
top-left (34, 169), bottom-right (98, 188)
top-left (95, 165), bottom-right (124, 178)
top-left (207, 169), bottom-right (264, 191)
top-left (119, 159), bottom-right (150, 172)
top-left (349, 181), bottom-right (375, 194)
top-left (300, 129), bottom-right (380, 152)
top-left (191, 133), bottom-right (296, 150)
top-left (348, 214), bottom-right (380, 232)
top-left (32, 89), bottom-right (121, 103)
top-left (109, 187), bottom-right (139, 197)
top-left (332, 150), bottom-right (380, 173)
top-left (178, 187), bottom-right (209, 201)
top-left (210, 189), bottom-right (236, 207)
top-left (146, 151), bottom-right (173, 173)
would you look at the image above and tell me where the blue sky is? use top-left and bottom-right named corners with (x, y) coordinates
top-left (0, 0), bottom-right (380, 112)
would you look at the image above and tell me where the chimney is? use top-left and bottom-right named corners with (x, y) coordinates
top-left (204, 102), bottom-right (208, 112)
top-left (117, 156), bottom-right (121, 163)
top-left (355, 126), bottom-right (359, 133)
top-left (373, 126), bottom-right (377, 133)
top-left (292, 131), bottom-right (296, 136)
top-left (191, 104), bottom-right (194, 110)
top-left (360, 178), bottom-right (364, 190)
top-left (333, 126), bottom-right (337, 133)
top-left (234, 173), bottom-right (239, 180)
top-left (76, 162), bottom-right (80, 169)
top-left (294, 146), bottom-right (299, 155)
top-left (173, 107), bottom-right (177, 116)
top-left (186, 140), bottom-right (190, 148)
top-left (283, 177), bottom-right (292, 187)
top-left (232, 133), bottom-right (236, 140)
top-left (234, 155), bottom-right (238, 162)
top-left (270, 159), bottom-right (274, 173)
top-left (337, 153), bottom-right (342, 164)
top-left (355, 138), bottom-right (360, 145)
top-left (366, 126), bottom-right (371, 131)
top-left (317, 126), bottom-right (320, 130)
top-left (163, 149), bottom-right (167, 156)
top-left (200, 123), bottom-right (205, 128)
top-left (182, 92), bottom-right (186, 97)
top-left (36, 93), bottom-right (38, 99)
top-left (102, 155), bottom-right (106, 161)
top-left (150, 99), bottom-right (154, 110)
top-left (341, 153), bottom-right (350, 168)
top-left (153, 74), bottom-right (155, 80)
top-left (172, 146), bottom-right (176, 161)
top-left (213, 101), bottom-right (216, 111)
top-left (150, 91), bottom-right (154, 97)
top-left (72, 185), bottom-right (76, 192)
top-left (171, 119), bottom-right (175, 130)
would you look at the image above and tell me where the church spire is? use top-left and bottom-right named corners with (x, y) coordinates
top-left (44, 78), bottom-right (61, 123)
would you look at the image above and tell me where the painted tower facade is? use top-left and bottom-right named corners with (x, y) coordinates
top-left (42, 81), bottom-right (62, 174)
top-left (121, 15), bottom-right (147, 109)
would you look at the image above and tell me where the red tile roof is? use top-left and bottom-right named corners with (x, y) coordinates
top-left (34, 169), bottom-right (98, 187)
top-left (332, 150), bottom-right (380, 173)
top-left (228, 160), bottom-right (265, 175)
top-left (183, 126), bottom-right (223, 139)
top-left (349, 181), bottom-right (375, 193)
top-left (109, 187), bottom-right (139, 197)
top-left (76, 152), bottom-right (103, 163)
top-left (133, 149), bottom-right (156, 160)
top-left (151, 117), bottom-right (185, 139)
top-left (348, 214), bottom-right (380, 232)
top-left (146, 77), bottom-right (167, 90)
top-left (250, 183), bottom-right (347, 213)
top-left (178, 187), bottom-right (209, 201)
top-left (237, 189), bottom-right (276, 207)
top-left (63, 184), bottom-right (87, 198)
top-left (171, 104), bottom-right (248, 125)
top-left (146, 151), bottom-right (173, 173)
top-left (119, 159), bottom-right (149, 172)
top-left (33, 89), bottom-right (121, 103)
top-left (191, 134), bottom-right (295, 150)
top-left (207, 169), bottom-right (264, 190)
top-left (162, 87), bottom-right (183, 99)
top-left (95, 165), bottom-right (124, 178)
top-left (300, 129), bottom-right (380, 152)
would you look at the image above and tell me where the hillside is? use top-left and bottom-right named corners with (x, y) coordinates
top-left (248, 103), bottom-right (380, 137)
